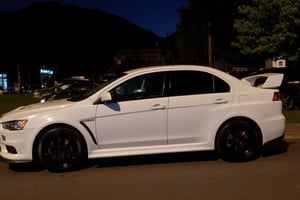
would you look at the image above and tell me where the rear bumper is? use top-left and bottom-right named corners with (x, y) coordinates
top-left (263, 132), bottom-right (285, 146)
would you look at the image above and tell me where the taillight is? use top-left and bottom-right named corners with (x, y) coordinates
top-left (273, 92), bottom-right (281, 101)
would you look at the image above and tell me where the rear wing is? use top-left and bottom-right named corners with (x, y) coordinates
top-left (241, 73), bottom-right (284, 89)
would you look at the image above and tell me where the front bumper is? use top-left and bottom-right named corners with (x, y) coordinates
top-left (0, 154), bottom-right (31, 164)
top-left (0, 128), bottom-right (36, 163)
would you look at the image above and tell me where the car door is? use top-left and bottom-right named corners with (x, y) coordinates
top-left (95, 72), bottom-right (168, 148)
top-left (167, 70), bottom-right (233, 144)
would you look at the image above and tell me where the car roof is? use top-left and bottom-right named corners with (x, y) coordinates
top-left (123, 65), bottom-right (242, 83)
top-left (124, 65), bottom-right (223, 75)
top-left (121, 65), bottom-right (245, 86)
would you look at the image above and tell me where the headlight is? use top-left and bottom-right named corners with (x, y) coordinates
top-left (2, 120), bottom-right (28, 131)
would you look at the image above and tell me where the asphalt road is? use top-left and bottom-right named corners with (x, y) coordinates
top-left (0, 128), bottom-right (299, 200)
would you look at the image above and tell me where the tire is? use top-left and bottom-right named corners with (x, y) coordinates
top-left (35, 127), bottom-right (86, 172)
top-left (282, 93), bottom-right (295, 111)
top-left (215, 120), bottom-right (261, 162)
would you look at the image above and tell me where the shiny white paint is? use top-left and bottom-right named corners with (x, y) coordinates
top-left (95, 97), bottom-right (168, 148)
top-left (242, 73), bottom-right (284, 88)
top-left (0, 65), bottom-right (285, 162)
top-left (167, 92), bottom-right (233, 144)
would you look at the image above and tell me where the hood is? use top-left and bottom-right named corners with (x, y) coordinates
top-left (0, 99), bottom-right (74, 121)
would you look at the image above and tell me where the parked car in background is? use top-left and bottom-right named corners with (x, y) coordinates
top-left (0, 65), bottom-right (285, 172)
top-left (34, 76), bottom-right (103, 103)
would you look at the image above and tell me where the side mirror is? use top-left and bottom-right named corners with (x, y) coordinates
top-left (100, 92), bottom-right (113, 102)
top-left (93, 92), bottom-right (113, 105)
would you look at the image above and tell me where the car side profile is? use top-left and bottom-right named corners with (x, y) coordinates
top-left (0, 65), bottom-right (285, 172)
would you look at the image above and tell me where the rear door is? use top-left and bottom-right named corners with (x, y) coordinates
top-left (167, 70), bottom-right (233, 144)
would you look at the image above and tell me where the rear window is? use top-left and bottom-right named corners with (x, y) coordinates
top-left (170, 71), bottom-right (230, 96)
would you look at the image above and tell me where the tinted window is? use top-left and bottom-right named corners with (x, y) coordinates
top-left (171, 71), bottom-right (229, 96)
top-left (111, 72), bottom-right (166, 101)
top-left (214, 76), bottom-right (230, 93)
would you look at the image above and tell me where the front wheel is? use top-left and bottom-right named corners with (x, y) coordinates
top-left (215, 120), bottom-right (261, 162)
top-left (35, 127), bottom-right (87, 172)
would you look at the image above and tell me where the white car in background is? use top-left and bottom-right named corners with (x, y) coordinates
top-left (0, 65), bottom-right (285, 172)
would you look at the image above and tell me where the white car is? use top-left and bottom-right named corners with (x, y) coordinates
top-left (0, 65), bottom-right (285, 172)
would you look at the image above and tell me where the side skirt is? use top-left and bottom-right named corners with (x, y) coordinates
top-left (88, 142), bottom-right (214, 159)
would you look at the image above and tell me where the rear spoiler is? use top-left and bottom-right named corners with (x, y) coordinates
top-left (241, 73), bottom-right (284, 89)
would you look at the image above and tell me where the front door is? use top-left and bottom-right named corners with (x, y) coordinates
top-left (95, 72), bottom-right (168, 148)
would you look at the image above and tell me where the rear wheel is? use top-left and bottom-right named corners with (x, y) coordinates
top-left (282, 93), bottom-right (295, 111)
top-left (216, 120), bottom-right (261, 162)
top-left (35, 127), bottom-right (86, 172)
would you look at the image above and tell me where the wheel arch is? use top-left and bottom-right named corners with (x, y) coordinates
top-left (32, 123), bottom-right (88, 162)
top-left (215, 117), bottom-right (263, 147)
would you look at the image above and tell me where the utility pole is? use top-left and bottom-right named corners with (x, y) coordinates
top-left (208, 21), bottom-right (213, 67)
top-left (17, 64), bottom-right (21, 94)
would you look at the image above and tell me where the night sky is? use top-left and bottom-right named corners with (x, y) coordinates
top-left (0, 0), bottom-right (188, 37)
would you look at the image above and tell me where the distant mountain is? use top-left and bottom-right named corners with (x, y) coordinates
top-left (0, 1), bottom-right (163, 87)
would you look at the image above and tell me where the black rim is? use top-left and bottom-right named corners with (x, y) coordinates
top-left (282, 94), bottom-right (294, 110)
top-left (221, 124), bottom-right (256, 160)
top-left (40, 132), bottom-right (80, 170)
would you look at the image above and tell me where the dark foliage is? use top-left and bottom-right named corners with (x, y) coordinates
top-left (0, 2), bottom-right (162, 87)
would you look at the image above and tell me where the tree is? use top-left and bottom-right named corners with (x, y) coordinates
top-left (232, 0), bottom-right (300, 64)
top-left (176, 0), bottom-right (243, 67)
top-left (176, 1), bottom-right (208, 65)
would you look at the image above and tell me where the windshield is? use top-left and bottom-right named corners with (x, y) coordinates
top-left (67, 79), bottom-right (114, 102)
top-left (67, 72), bottom-right (129, 102)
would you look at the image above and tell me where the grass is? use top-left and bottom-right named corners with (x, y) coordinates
top-left (283, 110), bottom-right (300, 123)
top-left (0, 94), bottom-right (40, 116)
top-left (0, 94), bottom-right (300, 123)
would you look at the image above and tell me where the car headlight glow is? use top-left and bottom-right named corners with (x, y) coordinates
top-left (2, 120), bottom-right (28, 131)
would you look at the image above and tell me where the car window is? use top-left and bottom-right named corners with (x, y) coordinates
top-left (170, 71), bottom-right (230, 96)
top-left (214, 75), bottom-right (230, 93)
top-left (110, 72), bottom-right (166, 101)
top-left (68, 80), bottom-right (114, 101)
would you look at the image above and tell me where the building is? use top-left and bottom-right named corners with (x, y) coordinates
top-left (0, 73), bottom-right (8, 91)
top-left (114, 49), bottom-right (165, 70)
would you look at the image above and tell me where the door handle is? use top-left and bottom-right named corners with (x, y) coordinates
top-left (214, 98), bottom-right (228, 104)
top-left (151, 104), bottom-right (166, 110)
